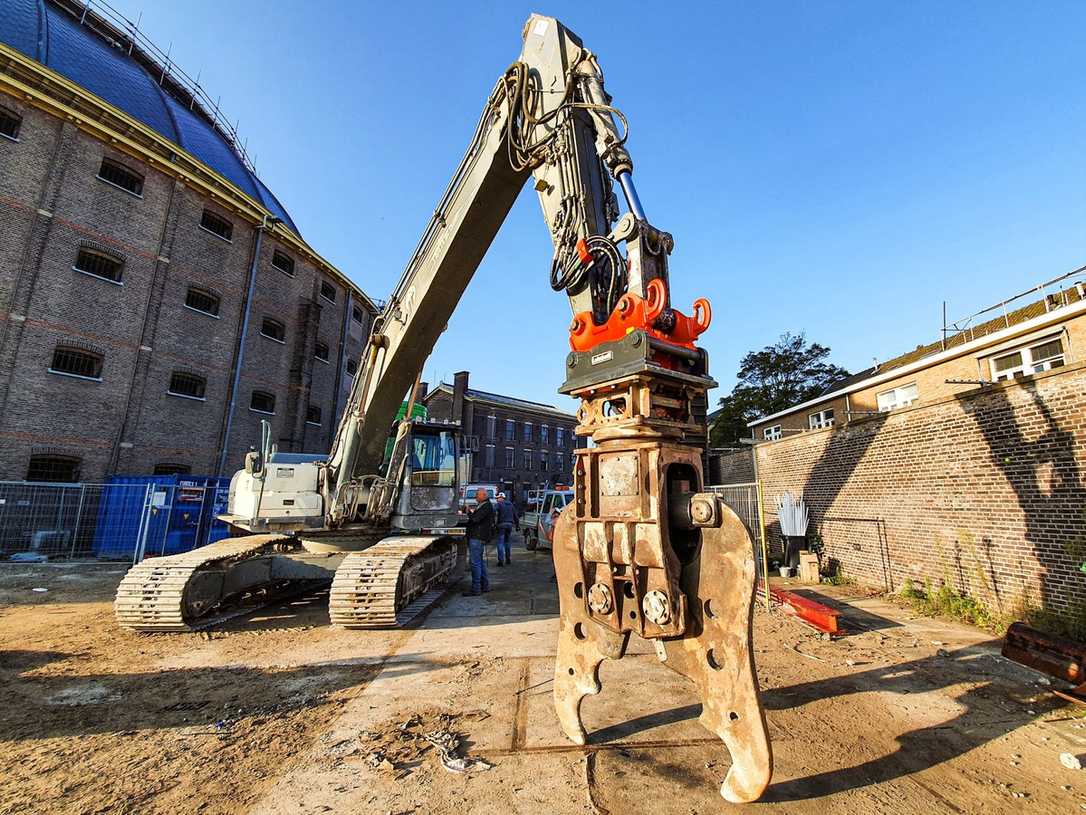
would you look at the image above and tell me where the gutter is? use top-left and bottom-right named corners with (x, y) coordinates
top-left (747, 296), bottom-right (1086, 428)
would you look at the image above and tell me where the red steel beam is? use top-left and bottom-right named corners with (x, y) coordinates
top-left (760, 583), bottom-right (841, 636)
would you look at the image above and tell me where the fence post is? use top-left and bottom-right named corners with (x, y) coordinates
top-left (756, 480), bottom-right (770, 612)
top-left (134, 483), bottom-right (153, 565)
top-left (69, 483), bottom-right (87, 559)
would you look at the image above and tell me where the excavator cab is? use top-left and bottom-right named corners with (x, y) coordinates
top-left (388, 420), bottom-right (461, 535)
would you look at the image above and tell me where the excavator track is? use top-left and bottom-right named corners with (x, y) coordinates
top-left (114, 534), bottom-right (293, 632)
top-left (329, 535), bottom-right (458, 628)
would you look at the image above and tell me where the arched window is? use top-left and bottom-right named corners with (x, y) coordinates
top-left (26, 455), bottom-right (81, 482)
top-left (74, 246), bottom-right (124, 283)
top-left (185, 286), bottom-right (220, 317)
top-left (250, 391), bottom-right (276, 414)
top-left (0, 107), bottom-right (22, 140)
top-left (97, 158), bottom-right (144, 196)
top-left (49, 346), bottom-right (103, 380)
top-left (261, 317), bottom-right (286, 343)
top-left (168, 371), bottom-right (207, 400)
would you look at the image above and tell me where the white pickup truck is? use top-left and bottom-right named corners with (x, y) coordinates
top-left (519, 488), bottom-right (573, 550)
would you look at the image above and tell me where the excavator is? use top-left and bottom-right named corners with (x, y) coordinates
top-left (114, 13), bottom-right (772, 802)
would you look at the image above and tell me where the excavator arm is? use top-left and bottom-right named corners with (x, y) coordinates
top-left (281, 14), bottom-right (771, 802)
top-left (322, 15), bottom-right (705, 526)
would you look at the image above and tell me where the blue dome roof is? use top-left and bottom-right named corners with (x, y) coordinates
top-left (2, 0), bottom-right (299, 234)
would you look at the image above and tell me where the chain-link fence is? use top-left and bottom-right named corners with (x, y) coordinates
top-left (0, 480), bottom-right (231, 563)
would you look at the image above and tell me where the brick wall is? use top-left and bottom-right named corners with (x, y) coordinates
top-left (707, 447), bottom-right (755, 485)
top-left (754, 362), bottom-right (1086, 614)
top-left (0, 91), bottom-right (374, 481)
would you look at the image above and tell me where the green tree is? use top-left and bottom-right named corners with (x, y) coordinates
top-left (709, 332), bottom-right (850, 445)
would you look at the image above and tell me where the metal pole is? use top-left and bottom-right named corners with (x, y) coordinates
top-left (69, 484), bottom-right (86, 559)
top-left (217, 217), bottom-right (274, 475)
top-left (756, 480), bottom-right (771, 612)
top-left (134, 483), bottom-right (152, 565)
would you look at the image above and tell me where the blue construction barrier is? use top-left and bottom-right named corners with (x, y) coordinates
top-left (93, 475), bottom-right (231, 560)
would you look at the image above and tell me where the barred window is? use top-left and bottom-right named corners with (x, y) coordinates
top-left (200, 209), bottom-right (233, 241)
top-left (168, 371), bottom-right (206, 399)
top-left (351, 305), bottom-right (365, 324)
top-left (73, 247), bottom-right (123, 283)
top-left (261, 317), bottom-right (286, 343)
top-left (272, 249), bottom-right (295, 276)
top-left (346, 357), bottom-right (358, 376)
top-left (97, 158), bottom-right (144, 196)
top-left (306, 405), bottom-right (322, 425)
top-left (153, 462), bottom-right (191, 476)
top-left (320, 280), bottom-right (337, 303)
top-left (185, 286), bottom-right (220, 316)
top-left (250, 391), bottom-right (276, 414)
top-left (26, 455), bottom-right (81, 483)
top-left (314, 341), bottom-right (330, 362)
top-left (49, 346), bottom-right (103, 380)
top-left (0, 107), bottom-right (21, 140)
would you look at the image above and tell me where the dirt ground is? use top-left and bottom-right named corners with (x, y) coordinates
top-left (1, 542), bottom-right (1084, 815)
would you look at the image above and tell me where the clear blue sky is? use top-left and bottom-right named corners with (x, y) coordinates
top-left (108, 0), bottom-right (1086, 410)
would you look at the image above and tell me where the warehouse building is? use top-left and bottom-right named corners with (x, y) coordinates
top-left (0, 0), bottom-right (377, 482)
top-left (423, 371), bottom-right (580, 503)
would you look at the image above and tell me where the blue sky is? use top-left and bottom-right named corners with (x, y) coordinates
top-left (107, 0), bottom-right (1086, 410)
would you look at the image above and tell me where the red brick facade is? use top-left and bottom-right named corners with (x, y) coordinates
top-left (0, 92), bottom-right (375, 481)
top-left (755, 362), bottom-right (1086, 615)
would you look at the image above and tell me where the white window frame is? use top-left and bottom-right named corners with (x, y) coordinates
top-left (485, 444), bottom-right (495, 467)
top-left (763, 425), bottom-right (782, 441)
top-left (504, 447), bottom-right (514, 468)
top-left (989, 336), bottom-right (1066, 382)
top-left (486, 415), bottom-right (496, 439)
top-left (808, 409), bottom-right (834, 430)
top-left (541, 424), bottom-right (549, 445)
top-left (877, 383), bottom-right (919, 412)
top-left (523, 421), bottom-right (533, 441)
top-left (556, 427), bottom-right (565, 447)
top-left (524, 448), bottom-right (534, 470)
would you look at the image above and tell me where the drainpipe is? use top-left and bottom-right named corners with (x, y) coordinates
top-left (216, 215), bottom-right (279, 476)
top-left (332, 289), bottom-right (354, 428)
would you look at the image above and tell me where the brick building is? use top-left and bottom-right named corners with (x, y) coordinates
top-left (423, 371), bottom-right (579, 504)
top-left (0, 0), bottom-right (377, 482)
top-left (746, 273), bottom-right (1086, 615)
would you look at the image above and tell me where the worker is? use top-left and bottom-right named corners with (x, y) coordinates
top-left (494, 492), bottom-right (519, 566)
top-left (464, 487), bottom-right (495, 596)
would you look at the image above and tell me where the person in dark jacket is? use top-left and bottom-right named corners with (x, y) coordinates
top-left (464, 488), bottom-right (495, 596)
top-left (494, 492), bottom-right (519, 566)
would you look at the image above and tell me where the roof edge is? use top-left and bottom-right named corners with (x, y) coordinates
top-left (746, 296), bottom-right (1086, 428)
top-left (0, 41), bottom-right (378, 315)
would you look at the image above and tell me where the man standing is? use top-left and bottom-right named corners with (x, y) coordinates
top-left (464, 487), bottom-right (495, 596)
top-left (494, 492), bottom-right (519, 566)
